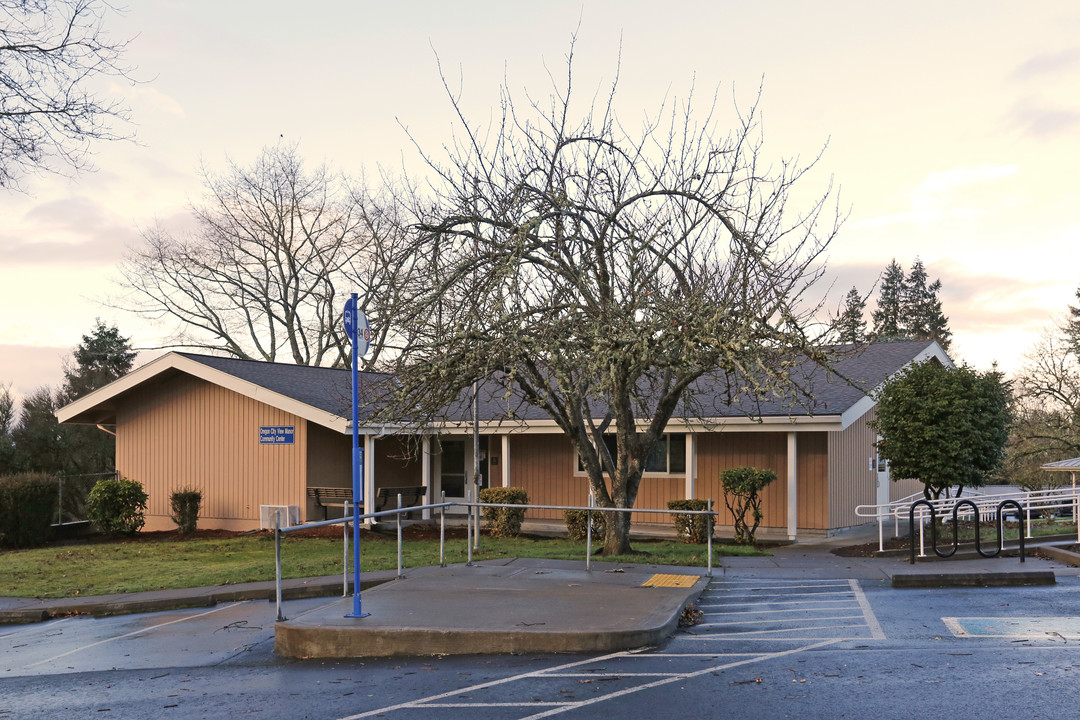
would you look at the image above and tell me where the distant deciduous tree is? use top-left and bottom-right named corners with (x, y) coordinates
top-left (118, 144), bottom-right (416, 369)
top-left (0, 0), bottom-right (137, 190)
top-left (872, 360), bottom-right (1012, 500)
top-left (0, 384), bottom-right (16, 474)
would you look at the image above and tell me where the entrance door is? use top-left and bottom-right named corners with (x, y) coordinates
top-left (437, 437), bottom-right (489, 513)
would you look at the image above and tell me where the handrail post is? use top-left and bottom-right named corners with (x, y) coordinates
top-left (707, 498), bottom-right (713, 578)
top-left (396, 493), bottom-right (404, 579)
top-left (274, 509), bottom-right (285, 621)
top-left (466, 494), bottom-right (473, 566)
top-left (878, 506), bottom-right (885, 553)
top-left (439, 491), bottom-right (446, 567)
top-left (342, 501), bottom-right (349, 596)
top-left (585, 492), bottom-right (593, 572)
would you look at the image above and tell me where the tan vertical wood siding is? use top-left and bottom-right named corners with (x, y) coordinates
top-left (507, 435), bottom-right (581, 519)
top-left (695, 432), bottom-right (788, 530)
top-left (796, 432), bottom-right (829, 530)
top-left (115, 373), bottom-right (307, 531)
top-left (827, 411), bottom-right (877, 529)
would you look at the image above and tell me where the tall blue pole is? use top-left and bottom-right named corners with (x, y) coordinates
top-left (345, 293), bottom-right (367, 618)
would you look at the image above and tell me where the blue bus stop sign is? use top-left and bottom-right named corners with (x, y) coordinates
top-left (343, 297), bottom-right (370, 357)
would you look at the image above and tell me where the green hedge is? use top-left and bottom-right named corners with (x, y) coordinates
top-left (0, 473), bottom-right (57, 548)
top-left (666, 499), bottom-right (716, 544)
top-left (478, 487), bottom-right (529, 537)
top-left (564, 508), bottom-right (607, 542)
top-left (87, 477), bottom-right (148, 536)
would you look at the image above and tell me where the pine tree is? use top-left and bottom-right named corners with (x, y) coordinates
top-left (901, 258), bottom-right (952, 350)
top-left (0, 384), bottom-right (16, 475)
top-left (59, 320), bottom-right (136, 474)
top-left (835, 286), bottom-right (867, 344)
top-left (871, 259), bottom-right (905, 340)
top-left (11, 387), bottom-right (65, 474)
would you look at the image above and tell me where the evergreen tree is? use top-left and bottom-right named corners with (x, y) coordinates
top-left (11, 387), bottom-right (65, 475)
top-left (62, 320), bottom-right (137, 402)
top-left (1067, 283), bottom-right (1080, 355)
top-left (835, 286), bottom-right (867, 344)
top-left (59, 320), bottom-right (136, 474)
top-left (870, 259), bottom-right (905, 340)
top-left (901, 258), bottom-right (952, 350)
top-left (0, 384), bottom-right (16, 475)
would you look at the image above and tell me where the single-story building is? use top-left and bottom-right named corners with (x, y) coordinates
top-left (56, 339), bottom-right (949, 539)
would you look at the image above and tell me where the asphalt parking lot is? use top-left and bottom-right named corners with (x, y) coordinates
top-left (4, 566), bottom-right (1080, 719)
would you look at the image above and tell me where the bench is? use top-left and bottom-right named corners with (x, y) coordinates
top-left (374, 485), bottom-right (428, 518)
top-left (307, 485), bottom-right (428, 521)
top-left (307, 486), bottom-right (352, 520)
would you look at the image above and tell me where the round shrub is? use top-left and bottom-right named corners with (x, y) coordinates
top-left (666, 499), bottom-right (716, 544)
top-left (478, 487), bottom-right (529, 537)
top-left (87, 476), bottom-right (148, 535)
top-left (564, 508), bottom-right (607, 542)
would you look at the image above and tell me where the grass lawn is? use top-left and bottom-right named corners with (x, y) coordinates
top-left (0, 529), bottom-right (769, 599)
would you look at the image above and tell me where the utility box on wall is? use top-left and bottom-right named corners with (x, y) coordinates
top-left (259, 504), bottom-right (299, 529)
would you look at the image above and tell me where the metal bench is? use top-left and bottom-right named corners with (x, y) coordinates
top-left (374, 485), bottom-right (427, 518)
top-left (307, 486), bottom-right (352, 520)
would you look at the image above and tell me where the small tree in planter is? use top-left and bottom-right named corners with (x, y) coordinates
top-left (721, 467), bottom-right (777, 545)
top-left (170, 488), bottom-right (202, 535)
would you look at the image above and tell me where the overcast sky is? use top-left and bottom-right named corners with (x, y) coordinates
top-left (3, 0), bottom-right (1079, 404)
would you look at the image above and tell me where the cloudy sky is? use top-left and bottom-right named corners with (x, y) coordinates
top-left (3, 0), bottom-right (1079, 404)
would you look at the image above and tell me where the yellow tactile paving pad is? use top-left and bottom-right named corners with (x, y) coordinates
top-left (641, 573), bottom-right (699, 588)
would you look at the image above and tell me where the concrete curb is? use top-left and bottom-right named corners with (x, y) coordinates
top-left (0, 574), bottom-right (395, 626)
top-left (891, 571), bottom-right (1056, 588)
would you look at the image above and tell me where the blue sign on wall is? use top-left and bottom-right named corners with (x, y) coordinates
top-left (260, 426), bottom-right (295, 445)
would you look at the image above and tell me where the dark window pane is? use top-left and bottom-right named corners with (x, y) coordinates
top-left (645, 435), bottom-right (668, 472)
top-left (669, 433), bottom-right (686, 473)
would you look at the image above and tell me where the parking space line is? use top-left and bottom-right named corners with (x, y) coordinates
top-left (701, 597), bottom-right (857, 607)
top-left (0, 617), bottom-right (73, 641)
top-left (713, 590), bottom-right (855, 600)
top-left (716, 605), bottom-right (859, 615)
top-left (850, 579), bottom-right (886, 640)
top-left (26, 601), bottom-right (244, 668)
top-left (701, 614), bottom-right (864, 626)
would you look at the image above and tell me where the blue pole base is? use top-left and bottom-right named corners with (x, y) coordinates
top-left (344, 592), bottom-right (370, 619)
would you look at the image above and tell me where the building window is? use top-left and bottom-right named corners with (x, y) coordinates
top-left (577, 434), bottom-right (686, 474)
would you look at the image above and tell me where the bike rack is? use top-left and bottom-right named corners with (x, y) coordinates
top-left (908, 498), bottom-right (1025, 565)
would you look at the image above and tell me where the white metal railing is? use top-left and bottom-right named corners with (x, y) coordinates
top-left (855, 486), bottom-right (1080, 554)
top-left (269, 495), bottom-right (717, 621)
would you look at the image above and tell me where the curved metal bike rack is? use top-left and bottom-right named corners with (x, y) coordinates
top-left (908, 498), bottom-right (1026, 565)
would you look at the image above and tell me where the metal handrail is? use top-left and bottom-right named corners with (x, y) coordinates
top-left (857, 486), bottom-right (1080, 552)
top-left (271, 497), bottom-right (717, 621)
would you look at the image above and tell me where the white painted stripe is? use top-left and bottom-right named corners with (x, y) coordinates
top-left (544, 672), bottom-right (685, 678)
top-left (717, 590), bottom-right (856, 599)
top-left (26, 602), bottom-right (244, 668)
top-left (943, 617), bottom-right (967, 636)
top-left (714, 605), bottom-right (859, 616)
top-left (849, 580), bottom-right (886, 640)
top-left (699, 597), bottom-right (855, 607)
top-left (717, 582), bottom-right (851, 590)
top-left (700, 615), bottom-right (864, 626)
top-left (694, 623), bottom-right (869, 636)
top-left (429, 703), bottom-right (569, 708)
top-left (517, 640), bottom-right (841, 719)
top-left (336, 648), bottom-right (650, 720)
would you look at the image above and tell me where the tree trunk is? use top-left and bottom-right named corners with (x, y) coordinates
top-left (603, 509), bottom-right (634, 556)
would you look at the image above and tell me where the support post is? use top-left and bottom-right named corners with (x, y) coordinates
top-left (786, 432), bottom-right (798, 542)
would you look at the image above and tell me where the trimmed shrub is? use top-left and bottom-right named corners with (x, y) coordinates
top-left (87, 476), bottom-right (148, 536)
top-left (720, 466), bottom-right (777, 545)
top-left (169, 488), bottom-right (202, 535)
top-left (0, 473), bottom-right (57, 548)
top-left (564, 508), bottom-right (607, 542)
top-left (478, 487), bottom-right (529, 537)
top-left (667, 499), bottom-right (716, 544)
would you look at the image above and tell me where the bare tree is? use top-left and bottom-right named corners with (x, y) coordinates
top-left (118, 144), bottom-right (416, 368)
top-left (0, 0), bottom-right (135, 190)
top-left (384, 51), bottom-right (841, 555)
